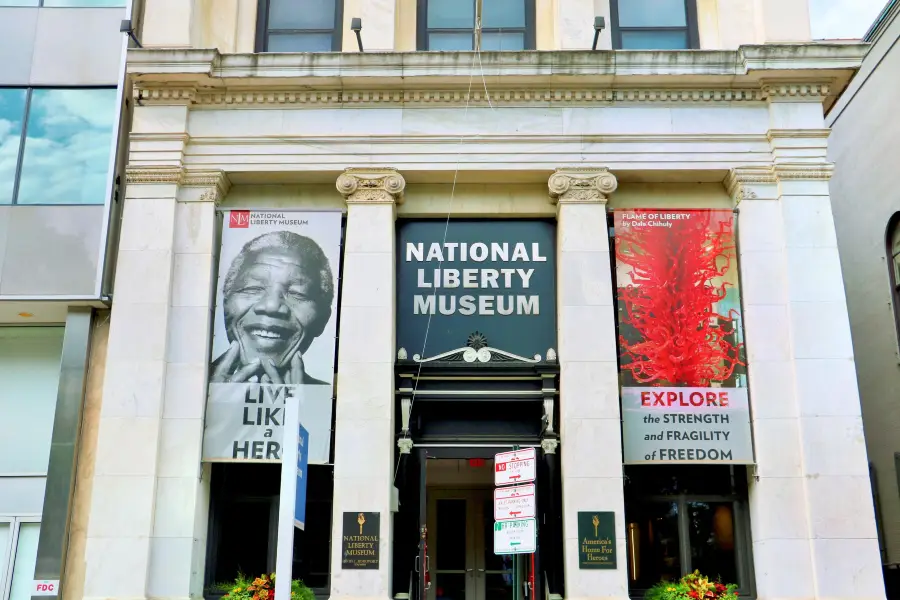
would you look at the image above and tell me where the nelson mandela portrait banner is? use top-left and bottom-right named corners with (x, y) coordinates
top-left (202, 210), bottom-right (342, 464)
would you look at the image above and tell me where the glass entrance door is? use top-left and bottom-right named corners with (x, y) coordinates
top-left (427, 489), bottom-right (517, 600)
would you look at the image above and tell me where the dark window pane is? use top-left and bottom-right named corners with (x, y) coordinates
top-left (436, 499), bottom-right (467, 570)
top-left (429, 32), bottom-right (474, 50)
top-left (268, 0), bottom-right (335, 30)
top-left (268, 32), bottom-right (334, 52)
top-left (483, 500), bottom-right (514, 572)
top-left (687, 502), bottom-right (739, 584)
top-left (482, 0), bottom-right (525, 28)
top-left (625, 502), bottom-right (681, 589)
top-left (0, 88), bottom-right (27, 204)
top-left (624, 466), bottom-right (738, 497)
top-left (435, 573), bottom-right (466, 600)
top-left (484, 573), bottom-right (514, 600)
top-left (17, 89), bottom-right (116, 205)
top-left (428, 0), bottom-right (475, 28)
top-left (481, 31), bottom-right (525, 50)
top-left (620, 29), bottom-right (689, 49)
top-left (618, 0), bottom-right (687, 27)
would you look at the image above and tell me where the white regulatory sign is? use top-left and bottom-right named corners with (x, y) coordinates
top-left (494, 484), bottom-right (536, 521)
top-left (32, 580), bottom-right (60, 596)
top-left (494, 447), bottom-right (536, 486)
top-left (493, 518), bottom-right (537, 554)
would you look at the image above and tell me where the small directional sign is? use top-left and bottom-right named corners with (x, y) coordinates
top-left (493, 518), bottom-right (537, 554)
top-left (494, 484), bottom-right (536, 521)
top-left (494, 447), bottom-right (536, 486)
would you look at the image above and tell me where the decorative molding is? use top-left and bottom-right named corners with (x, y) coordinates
top-left (548, 167), bottom-right (618, 205)
top-left (408, 331), bottom-right (547, 364)
top-left (760, 82), bottom-right (832, 101)
top-left (182, 169), bottom-right (232, 204)
top-left (124, 165), bottom-right (184, 185)
top-left (135, 86), bottom-right (198, 105)
top-left (336, 168), bottom-right (406, 205)
top-left (397, 438), bottom-right (414, 454)
top-left (773, 163), bottom-right (835, 181)
top-left (541, 438), bottom-right (559, 455)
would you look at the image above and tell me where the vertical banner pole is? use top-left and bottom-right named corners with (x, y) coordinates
top-left (276, 391), bottom-right (301, 600)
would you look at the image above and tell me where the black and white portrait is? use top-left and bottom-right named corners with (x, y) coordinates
top-left (211, 231), bottom-right (335, 386)
top-left (203, 211), bottom-right (342, 465)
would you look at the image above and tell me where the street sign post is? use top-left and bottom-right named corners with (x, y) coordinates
top-left (494, 447), bottom-right (536, 486)
top-left (494, 484), bottom-right (536, 521)
top-left (493, 518), bottom-right (537, 554)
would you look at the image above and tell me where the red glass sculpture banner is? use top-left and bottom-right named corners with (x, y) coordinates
top-left (614, 209), bottom-right (754, 465)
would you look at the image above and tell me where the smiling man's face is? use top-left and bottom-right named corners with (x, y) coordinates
top-left (224, 249), bottom-right (326, 368)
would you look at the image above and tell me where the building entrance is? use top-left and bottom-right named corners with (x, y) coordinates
top-left (426, 460), bottom-right (517, 600)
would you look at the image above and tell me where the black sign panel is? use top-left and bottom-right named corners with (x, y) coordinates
top-left (397, 220), bottom-right (556, 360)
top-left (577, 512), bottom-right (616, 569)
top-left (341, 512), bottom-right (380, 570)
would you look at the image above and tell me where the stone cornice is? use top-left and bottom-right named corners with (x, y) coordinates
top-left (725, 163), bottom-right (834, 200)
top-left (126, 45), bottom-right (866, 111)
top-left (125, 165), bottom-right (184, 185)
top-left (336, 168), bottom-right (406, 205)
top-left (123, 166), bottom-right (232, 203)
top-left (548, 167), bottom-right (618, 204)
top-left (182, 169), bottom-right (232, 203)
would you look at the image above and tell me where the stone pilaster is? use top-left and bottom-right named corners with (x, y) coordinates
top-left (330, 168), bottom-right (405, 600)
top-left (549, 168), bottom-right (628, 600)
top-left (727, 165), bottom-right (885, 600)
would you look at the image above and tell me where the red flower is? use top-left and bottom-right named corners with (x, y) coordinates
top-left (689, 591), bottom-right (699, 598)
top-left (715, 584), bottom-right (726, 592)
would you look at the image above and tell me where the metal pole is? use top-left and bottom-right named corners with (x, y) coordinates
top-left (275, 391), bottom-right (301, 600)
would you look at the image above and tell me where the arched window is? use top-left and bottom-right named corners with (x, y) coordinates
top-left (886, 213), bottom-right (900, 342)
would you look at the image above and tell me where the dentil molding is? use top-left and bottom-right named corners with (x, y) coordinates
top-left (336, 168), bottom-right (406, 205)
top-left (548, 167), bottom-right (618, 204)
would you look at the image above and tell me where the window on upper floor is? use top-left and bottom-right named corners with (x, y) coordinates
top-left (0, 87), bottom-right (117, 205)
top-left (0, 0), bottom-right (125, 6)
top-left (418, 0), bottom-right (535, 51)
top-left (256, 0), bottom-right (344, 52)
top-left (887, 215), bottom-right (900, 347)
top-left (610, 0), bottom-right (699, 50)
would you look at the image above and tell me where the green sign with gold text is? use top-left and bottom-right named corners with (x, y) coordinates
top-left (577, 512), bottom-right (616, 569)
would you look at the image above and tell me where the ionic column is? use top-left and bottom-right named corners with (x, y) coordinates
top-left (331, 168), bottom-right (406, 600)
top-left (548, 168), bottom-right (628, 600)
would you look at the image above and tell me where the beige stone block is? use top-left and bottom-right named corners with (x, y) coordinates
top-left (141, 0), bottom-right (192, 47)
top-left (745, 359), bottom-right (798, 420)
top-left (751, 538), bottom-right (816, 599)
top-left (558, 305), bottom-right (618, 362)
top-left (157, 419), bottom-right (204, 478)
top-left (146, 536), bottom-right (197, 598)
top-left (86, 474), bottom-right (155, 538)
top-left (751, 418), bottom-right (804, 478)
top-left (738, 250), bottom-right (787, 307)
top-left (93, 417), bottom-right (160, 477)
top-left (559, 418), bottom-right (622, 478)
top-left (345, 204), bottom-right (395, 254)
top-left (788, 301), bottom-right (854, 360)
top-left (795, 358), bottom-right (862, 417)
top-left (806, 475), bottom-right (879, 540)
top-left (118, 196), bottom-right (177, 252)
top-left (332, 418), bottom-right (393, 479)
top-left (340, 251), bottom-right (395, 308)
top-left (558, 250), bottom-right (614, 307)
top-left (559, 361), bottom-right (620, 420)
top-left (174, 201), bottom-right (217, 254)
top-left (336, 305), bottom-right (395, 363)
top-left (800, 416), bottom-right (870, 477)
top-left (113, 249), bottom-right (174, 305)
top-left (172, 252), bottom-right (214, 307)
top-left (560, 477), bottom-right (626, 539)
top-left (132, 105), bottom-right (190, 135)
top-left (748, 476), bottom-right (810, 541)
top-left (100, 359), bottom-right (166, 419)
top-left (810, 538), bottom-right (886, 599)
top-left (83, 535), bottom-right (151, 600)
top-left (166, 305), bottom-right (212, 365)
top-left (152, 476), bottom-right (201, 538)
top-left (781, 195), bottom-right (839, 248)
top-left (743, 304), bottom-right (792, 363)
top-left (163, 362), bottom-right (208, 420)
top-left (557, 203), bottom-right (609, 253)
top-left (737, 198), bottom-right (785, 253)
top-left (335, 361), bottom-right (394, 419)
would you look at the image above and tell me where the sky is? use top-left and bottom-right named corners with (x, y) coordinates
top-left (810, 0), bottom-right (889, 39)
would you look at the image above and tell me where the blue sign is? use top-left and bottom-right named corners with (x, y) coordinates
top-left (295, 424), bottom-right (309, 529)
top-left (397, 220), bottom-right (557, 360)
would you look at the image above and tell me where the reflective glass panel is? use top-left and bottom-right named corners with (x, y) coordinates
top-left (9, 523), bottom-right (41, 600)
top-left (428, 0), bottom-right (475, 28)
top-left (625, 502), bottom-right (681, 588)
top-left (268, 32), bottom-right (333, 51)
top-left (481, 32), bottom-right (525, 50)
top-left (0, 89), bottom-right (26, 204)
top-left (618, 0), bottom-right (686, 27)
top-left (43, 0), bottom-right (127, 6)
top-left (429, 32), bottom-right (474, 50)
top-left (16, 88), bottom-right (117, 205)
top-left (482, 0), bottom-right (525, 28)
top-left (268, 0), bottom-right (335, 30)
top-left (435, 573), bottom-right (466, 600)
top-left (620, 30), bottom-right (688, 49)
top-left (0, 1), bottom-right (39, 5)
top-left (687, 502), bottom-right (738, 584)
top-left (436, 499), bottom-right (467, 570)
top-left (0, 523), bottom-right (10, 584)
top-left (0, 328), bottom-right (64, 475)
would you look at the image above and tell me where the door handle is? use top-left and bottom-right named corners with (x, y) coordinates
top-left (477, 569), bottom-right (485, 572)
top-left (466, 568), bottom-right (474, 572)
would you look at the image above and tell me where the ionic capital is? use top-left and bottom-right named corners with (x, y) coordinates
top-left (182, 169), bottom-right (232, 204)
top-left (336, 168), bottom-right (406, 205)
top-left (548, 167), bottom-right (617, 205)
top-left (724, 167), bottom-right (777, 202)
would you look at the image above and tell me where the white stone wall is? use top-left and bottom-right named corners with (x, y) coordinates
top-left (86, 48), bottom-right (883, 600)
